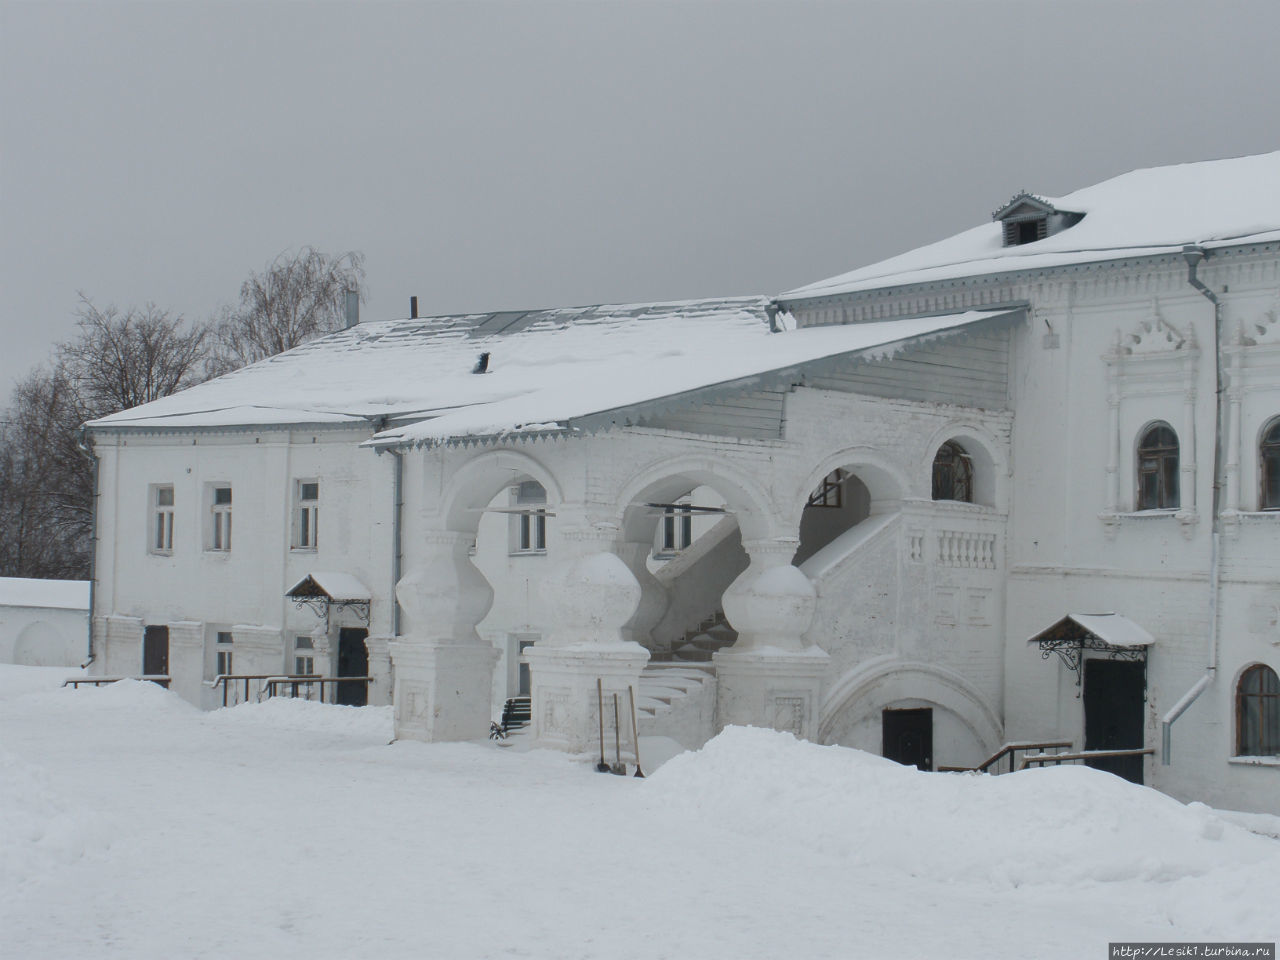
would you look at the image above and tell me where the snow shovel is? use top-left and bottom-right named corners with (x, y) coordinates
top-left (611, 693), bottom-right (627, 775)
top-left (596, 678), bottom-right (611, 773)
top-left (628, 685), bottom-right (645, 779)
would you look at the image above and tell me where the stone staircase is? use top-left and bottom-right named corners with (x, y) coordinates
top-left (634, 661), bottom-right (717, 749)
top-left (659, 610), bottom-right (738, 663)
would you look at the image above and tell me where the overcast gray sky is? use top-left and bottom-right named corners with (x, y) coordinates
top-left (2, 0), bottom-right (1278, 396)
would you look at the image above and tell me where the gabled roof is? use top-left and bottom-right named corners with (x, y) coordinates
top-left (785, 151), bottom-right (1280, 301)
top-left (1028, 613), bottom-right (1155, 650)
top-left (86, 295), bottom-right (1019, 447)
top-left (991, 193), bottom-right (1059, 221)
top-left (286, 572), bottom-right (371, 602)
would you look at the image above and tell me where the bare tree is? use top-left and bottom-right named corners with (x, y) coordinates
top-left (211, 247), bottom-right (365, 373)
top-left (60, 296), bottom-right (211, 417)
top-left (0, 300), bottom-right (213, 579)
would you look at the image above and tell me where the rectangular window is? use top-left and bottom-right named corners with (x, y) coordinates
top-left (518, 510), bottom-right (547, 552)
top-left (511, 481), bottom-right (548, 555)
top-left (807, 469), bottom-right (846, 509)
top-left (661, 506), bottom-right (693, 553)
top-left (209, 485), bottom-right (232, 551)
top-left (295, 635), bottom-right (314, 650)
top-left (295, 480), bottom-right (319, 549)
top-left (151, 485), bottom-right (175, 554)
top-left (295, 655), bottom-right (315, 676)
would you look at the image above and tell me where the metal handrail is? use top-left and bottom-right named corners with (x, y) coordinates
top-left (64, 675), bottom-right (171, 689)
top-left (939, 739), bottom-right (1074, 774)
top-left (261, 675), bottom-right (373, 704)
top-left (210, 673), bottom-right (317, 707)
top-left (1019, 747), bottom-right (1156, 770)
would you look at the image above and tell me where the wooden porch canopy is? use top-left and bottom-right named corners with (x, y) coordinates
top-left (1027, 613), bottom-right (1153, 683)
top-left (286, 572), bottom-right (371, 626)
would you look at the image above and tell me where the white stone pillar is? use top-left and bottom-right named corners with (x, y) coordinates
top-left (1224, 334), bottom-right (1244, 515)
top-left (102, 615), bottom-right (143, 676)
top-left (390, 531), bottom-right (499, 742)
top-left (167, 620), bottom-right (205, 706)
top-left (363, 634), bottom-right (393, 707)
top-left (526, 521), bottom-right (648, 754)
top-left (614, 540), bottom-right (669, 654)
top-left (1180, 347), bottom-right (1199, 518)
top-left (714, 538), bottom-right (829, 740)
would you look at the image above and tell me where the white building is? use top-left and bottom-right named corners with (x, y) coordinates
top-left (86, 152), bottom-right (1280, 813)
top-left (0, 577), bottom-right (89, 667)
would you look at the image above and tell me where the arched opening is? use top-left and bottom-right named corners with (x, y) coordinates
top-left (618, 465), bottom-right (766, 663)
top-left (1236, 663), bottom-right (1279, 757)
top-left (430, 450), bottom-right (566, 726)
top-left (791, 457), bottom-right (903, 569)
top-left (1259, 418), bottom-right (1280, 510)
top-left (1136, 421), bottom-right (1179, 510)
top-left (932, 440), bottom-right (973, 503)
top-left (819, 661), bottom-right (1002, 769)
top-left (793, 469), bottom-right (872, 566)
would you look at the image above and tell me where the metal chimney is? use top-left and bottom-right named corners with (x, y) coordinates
top-left (344, 288), bottom-right (359, 329)
top-left (410, 296), bottom-right (419, 320)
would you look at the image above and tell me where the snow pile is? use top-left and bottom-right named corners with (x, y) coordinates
top-left (648, 726), bottom-right (1272, 887)
top-left (0, 750), bottom-right (107, 891)
top-left (3, 666), bottom-right (1277, 959)
top-left (203, 696), bottom-right (393, 741)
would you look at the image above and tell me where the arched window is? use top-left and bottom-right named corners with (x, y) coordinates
top-left (1260, 419), bottom-right (1280, 510)
top-left (1237, 664), bottom-right (1280, 756)
top-left (932, 441), bottom-right (973, 503)
top-left (1137, 423), bottom-right (1179, 510)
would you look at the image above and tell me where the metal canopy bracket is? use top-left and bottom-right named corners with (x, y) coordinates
top-left (1037, 634), bottom-right (1147, 684)
top-left (286, 574), bottom-right (372, 631)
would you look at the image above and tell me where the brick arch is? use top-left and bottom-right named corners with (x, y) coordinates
top-left (438, 448), bottom-right (565, 535)
top-left (920, 421), bottom-right (1007, 507)
top-left (614, 453), bottom-right (778, 544)
top-left (818, 656), bottom-right (1002, 757)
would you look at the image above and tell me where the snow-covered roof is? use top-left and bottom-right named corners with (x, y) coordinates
top-left (785, 151), bottom-right (1280, 301)
top-left (86, 296), bottom-right (1015, 446)
top-left (1029, 613), bottom-right (1155, 649)
top-left (285, 572), bottom-right (371, 602)
top-left (0, 577), bottom-right (90, 611)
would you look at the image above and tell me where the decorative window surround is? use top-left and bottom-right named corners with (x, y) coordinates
top-left (1101, 300), bottom-right (1199, 539)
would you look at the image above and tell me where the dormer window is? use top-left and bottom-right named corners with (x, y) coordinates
top-left (992, 192), bottom-right (1083, 247)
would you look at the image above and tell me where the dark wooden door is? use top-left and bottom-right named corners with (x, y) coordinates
top-left (883, 707), bottom-right (933, 771)
top-left (336, 628), bottom-right (368, 706)
top-left (1084, 659), bottom-right (1146, 784)
top-left (143, 625), bottom-right (169, 681)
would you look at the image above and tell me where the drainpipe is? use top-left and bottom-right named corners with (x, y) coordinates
top-left (388, 446), bottom-right (405, 637)
top-left (1162, 245), bottom-right (1223, 764)
top-left (76, 427), bottom-right (99, 667)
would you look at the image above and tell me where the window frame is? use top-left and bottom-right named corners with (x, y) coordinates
top-left (1136, 422), bottom-right (1180, 511)
top-left (294, 479), bottom-right (319, 550)
top-left (1259, 418), bottom-right (1280, 511)
top-left (510, 480), bottom-right (549, 556)
top-left (661, 505), bottom-right (693, 553)
top-left (150, 484), bottom-right (175, 555)
top-left (1236, 663), bottom-right (1280, 757)
top-left (807, 469), bottom-right (846, 509)
top-left (214, 631), bottom-right (234, 677)
top-left (208, 483), bottom-right (232, 552)
top-left (931, 441), bottom-right (973, 504)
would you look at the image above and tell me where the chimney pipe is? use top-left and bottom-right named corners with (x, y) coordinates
top-left (410, 296), bottom-right (419, 320)
top-left (344, 288), bottom-right (359, 329)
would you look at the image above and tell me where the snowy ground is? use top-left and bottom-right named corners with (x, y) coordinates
top-left (3, 665), bottom-right (1277, 960)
